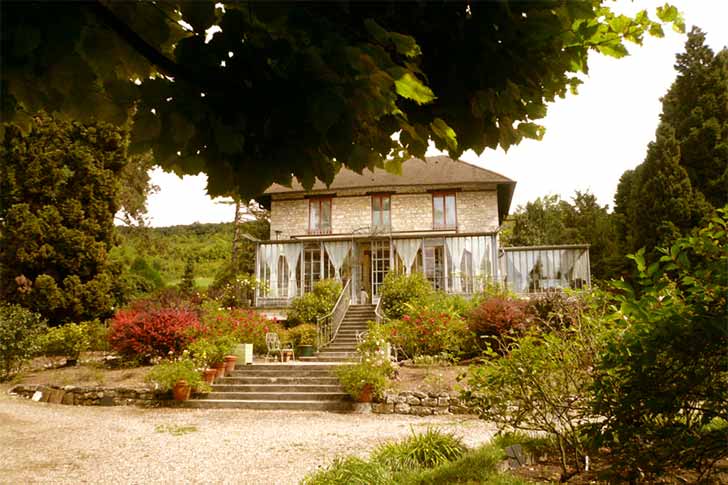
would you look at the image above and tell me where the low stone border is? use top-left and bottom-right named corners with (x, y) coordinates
top-left (8, 384), bottom-right (162, 407)
top-left (372, 390), bottom-right (472, 416)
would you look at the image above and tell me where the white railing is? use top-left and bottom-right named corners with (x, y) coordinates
top-left (316, 279), bottom-right (351, 350)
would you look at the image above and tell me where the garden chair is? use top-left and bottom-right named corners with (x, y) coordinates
top-left (265, 332), bottom-right (295, 362)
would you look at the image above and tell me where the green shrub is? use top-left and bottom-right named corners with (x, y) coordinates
top-left (39, 322), bottom-right (91, 363)
top-left (334, 359), bottom-right (393, 400)
top-left (398, 443), bottom-right (523, 485)
top-left (83, 319), bottom-right (110, 351)
top-left (130, 256), bottom-right (165, 290)
top-left (179, 258), bottom-right (196, 294)
top-left (592, 210), bottom-right (728, 481)
top-left (371, 428), bottom-right (467, 472)
top-left (287, 279), bottom-right (342, 324)
top-left (379, 272), bottom-right (432, 319)
top-left (146, 357), bottom-right (204, 391)
top-left (186, 335), bottom-right (235, 366)
top-left (301, 456), bottom-right (393, 485)
top-left (286, 323), bottom-right (317, 348)
top-left (463, 313), bottom-right (609, 481)
top-left (0, 304), bottom-right (47, 380)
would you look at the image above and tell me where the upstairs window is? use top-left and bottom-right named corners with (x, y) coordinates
top-left (371, 194), bottom-right (391, 229)
top-left (432, 192), bottom-right (456, 229)
top-left (309, 197), bottom-right (332, 234)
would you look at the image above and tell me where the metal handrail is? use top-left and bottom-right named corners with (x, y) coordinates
top-left (316, 279), bottom-right (351, 350)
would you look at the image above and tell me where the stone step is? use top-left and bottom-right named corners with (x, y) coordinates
top-left (219, 376), bottom-right (340, 385)
top-left (201, 391), bottom-right (348, 401)
top-left (325, 345), bottom-right (357, 351)
top-left (299, 355), bottom-right (357, 362)
top-left (231, 364), bottom-right (341, 371)
top-left (227, 369), bottom-right (336, 378)
top-left (210, 384), bottom-right (343, 393)
top-left (184, 399), bottom-right (354, 411)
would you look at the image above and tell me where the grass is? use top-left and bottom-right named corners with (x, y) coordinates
top-left (154, 424), bottom-right (198, 436)
top-left (301, 428), bottom-right (529, 485)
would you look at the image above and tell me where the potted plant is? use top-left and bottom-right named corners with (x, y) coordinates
top-left (290, 323), bottom-right (317, 357)
top-left (334, 360), bottom-right (392, 403)
top-left (146, 357), bottom-right (208, 401)
top-left (188, 338), bottom-right (219, 383)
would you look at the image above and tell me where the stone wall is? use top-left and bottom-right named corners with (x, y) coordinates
top-left (457, 191), bottom-right (499, 233)
top-left (270, 189), bottom-right (499, 239)
top-left (372, 390), bottom-right (471, 416)
top-left (9, 384), bottom-right (162, 407)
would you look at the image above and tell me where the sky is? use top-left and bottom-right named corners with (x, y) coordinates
top-left (141, 1), bottom-right (728, 227)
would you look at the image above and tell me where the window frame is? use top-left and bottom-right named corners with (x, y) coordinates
top-left (432, 192), bottom-right (457, 230)
top-left (308, 197), bottom-right (332, 235)
top-left (371, 194), bottom-right (391, 229)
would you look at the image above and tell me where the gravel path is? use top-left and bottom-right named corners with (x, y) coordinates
top-left (0, 391), bottom-right (497, 485)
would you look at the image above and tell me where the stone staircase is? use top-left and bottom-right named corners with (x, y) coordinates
top-left (185, 363), bottom-right (353, 411)
top-left (302, 303), bottom-right (375, 362)
top-left (185, 304), bottom-right (376, 410)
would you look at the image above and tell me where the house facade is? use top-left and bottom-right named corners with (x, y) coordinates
top-left (254, 156), bottom-right (516, 306)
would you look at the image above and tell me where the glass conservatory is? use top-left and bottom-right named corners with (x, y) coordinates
top-left (500, 245), bottom-right (591, 293)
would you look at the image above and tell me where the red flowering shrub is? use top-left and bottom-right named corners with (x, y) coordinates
top-left (109, 307), bottom-right (202, 361)
top-left (200, 306), bottom-right (284, 354)
top-left (387, 306), bottom-right (475, 359)
top-left (467, 296), bottom-right (532, 349)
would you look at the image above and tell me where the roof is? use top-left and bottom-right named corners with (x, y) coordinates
top-left (262, 156), bottom-right (516, 223)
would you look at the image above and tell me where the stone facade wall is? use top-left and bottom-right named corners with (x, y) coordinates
top-left (457, 191), bottom-right (499, 233)
top-left (270, 198), bottom-right (308, 239)
top-left (372, 390), bottom-right (471, 416)
top-left (269, 189), bottom-right (499, 239)
top-left (390, 193), bottom-right (433, 232)
top-left (332, 196), bottom-right (371, 235)
top-left (9, 384), bottom-right (162, 407)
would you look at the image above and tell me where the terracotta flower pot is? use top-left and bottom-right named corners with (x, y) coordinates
top-left (211, 362), bottom-right (225, 379)
top-left (224, 355), bottom-right (237, 376)
top-left (357, 383), bottom-right (374, 403)
top-left (172, 379), bottom-right (191, 401)
top-left (202, 368), bottom-right (217, 384)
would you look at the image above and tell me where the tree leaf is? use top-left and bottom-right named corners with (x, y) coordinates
top-left (394, 73), bottom-right (435, 105)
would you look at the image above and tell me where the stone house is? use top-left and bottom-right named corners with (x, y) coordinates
top-left (254, 156), bottom-right (517, 307)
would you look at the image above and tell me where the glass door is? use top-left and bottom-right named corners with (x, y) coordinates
top-left (371, 240), bottom-right (390, 300)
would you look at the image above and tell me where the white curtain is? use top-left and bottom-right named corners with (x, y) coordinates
top-left (394, 239), bottom-right (421, 275)
top-left (261, 244), bottom-right (283, 297)
top-left (466, 236), bottom-right (492, 289)
top-left (324, 241), bottom-right (351, 281)
top-left (283, 244), bottom-right (302, 297)
top-left (445, 237), bottom-right (467, 292)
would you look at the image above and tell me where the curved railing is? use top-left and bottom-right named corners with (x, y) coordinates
top-left (317, 279), bottom-right (351, 350)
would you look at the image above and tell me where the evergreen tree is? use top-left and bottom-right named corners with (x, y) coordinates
top-left (614, 27), bottom-right (725, 258)
top-left (0, 113), bottom-right (127, 324)
top-left (179, 258), bottom-right (195, 294)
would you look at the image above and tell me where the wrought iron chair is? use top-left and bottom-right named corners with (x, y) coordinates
top-left (266, 332), bottom-right (295, 362)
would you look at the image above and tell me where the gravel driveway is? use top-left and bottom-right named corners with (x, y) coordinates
top-left (0, 391), bottom-right (497, 485)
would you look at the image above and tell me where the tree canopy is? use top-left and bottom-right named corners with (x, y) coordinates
top-left (614, 27), bottom-right (725, 257)
top-left (1, 1), bottom-right (683, 198)
top-left (0, 113), bottom-right (128, 324)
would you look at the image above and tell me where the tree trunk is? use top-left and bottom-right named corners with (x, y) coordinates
top-left (231, 198), bottom-right (242, 269)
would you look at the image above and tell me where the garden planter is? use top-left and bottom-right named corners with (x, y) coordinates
top-left (202, 368), bottom-right (217, 385)
top-left (172, 379), bottom-right (191, 401)
top-left (298, 345), bottom-right (314, 357)
top-left (223, 355), bottom-right (237, 376)
top-left (211, 362), bottom-right (225, 379)
top-left (357, 384), bottom-right (374, 403)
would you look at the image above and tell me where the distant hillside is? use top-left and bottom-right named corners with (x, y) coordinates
top-left (112, 220), bottom-right (267, 288)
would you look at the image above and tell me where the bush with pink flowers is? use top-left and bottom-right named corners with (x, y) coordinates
top-left (200, 305), bottom-right (284, 354)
